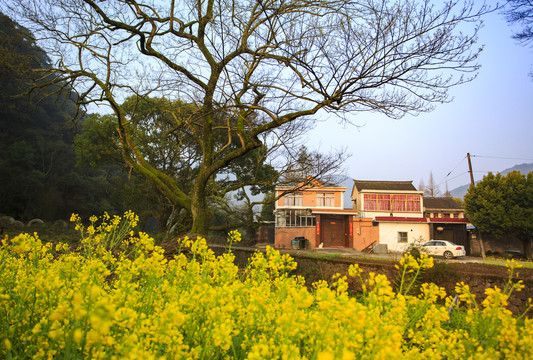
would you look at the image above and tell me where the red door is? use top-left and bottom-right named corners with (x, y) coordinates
top-left (321, 215), bottom-right (346, 247)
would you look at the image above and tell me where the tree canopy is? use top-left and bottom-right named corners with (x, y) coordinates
top-left (75, 95), bottom-right (287, 233)
top-left (4, 0), bottom-right (491, 234)
top-left (464, 171), bottom-right (533, 260)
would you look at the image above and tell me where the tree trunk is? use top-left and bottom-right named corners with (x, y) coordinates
top-left (190, 175), bottom-right (212, 236)
top-left (478, 231), bottom-right (486, 258)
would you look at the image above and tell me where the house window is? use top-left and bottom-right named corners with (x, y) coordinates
top-left (406, 195), bottom-right (421, 212)
top-left (392, 195), bottom-right (420, 212)
top-left (443, 213), bottom-right (450, 218)
top-left (364, 194), bottom-right (377, 211)
top-left (284, 192), bottom-right (303, 206)
top-left (276, 210), bottom-right (316, 227)
top-left (365, 194), bottom-right (420, 212)
top-left (377, 194), bottom-right (391, 211)
top-left (398, 232), bottom-right (408, 243)
top-left (317, 193), bottom-right (335, 207)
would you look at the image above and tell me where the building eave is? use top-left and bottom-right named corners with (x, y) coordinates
top-left (428, 218), bottom-right (469, 224)
top-left (374, 216), bottom-right (428, 223)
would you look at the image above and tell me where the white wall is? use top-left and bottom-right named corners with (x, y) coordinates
top-left (378, 223), bottom-right (430, 253)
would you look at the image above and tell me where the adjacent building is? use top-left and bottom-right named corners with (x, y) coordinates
top-left (423, 197), bottom-right (469, 253)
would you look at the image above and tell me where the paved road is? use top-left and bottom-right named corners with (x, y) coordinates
top-left (276, 246), bottom-right (485, 263)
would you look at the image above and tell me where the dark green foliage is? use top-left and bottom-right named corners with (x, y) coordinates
top-left (0, 13), bottom-right (117, 221)
top-left (75, 95), bottom-right (279, 235)
top-left (464, 171), bottom-right (533, 260)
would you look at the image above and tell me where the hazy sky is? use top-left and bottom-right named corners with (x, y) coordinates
top-left (306, 2), bottom-right (533, 192)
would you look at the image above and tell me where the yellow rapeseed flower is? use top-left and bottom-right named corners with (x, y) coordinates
top-left (317, 351), bottom-right (335, 360)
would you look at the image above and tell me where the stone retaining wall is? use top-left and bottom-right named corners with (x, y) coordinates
top-left (211, 246), bottom-right (532, 316)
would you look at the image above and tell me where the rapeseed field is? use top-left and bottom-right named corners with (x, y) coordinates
top-left (1, 212), bottom-right (531, 359)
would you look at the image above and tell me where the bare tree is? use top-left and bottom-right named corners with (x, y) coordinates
top-left (3, 0), bottom-right (490, 234)
top-left (424, 171), bottom-right (442, 197)
top-left (502, 0), bottom-right (533, 77)
top-left (418, 178), bottom-right (426, 192)
top-left (503, 0), bottom-right (533, 45)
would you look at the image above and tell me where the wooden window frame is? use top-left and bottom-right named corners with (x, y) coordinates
top-left (284, 192), bottom-right (303, 207)
top-left (398, 231), bottom-right (408, 243)
top-left (317, 192), bottom-right (335, 207)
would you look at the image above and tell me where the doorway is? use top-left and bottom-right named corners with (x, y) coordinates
top-left (321, 215), bottom-right (347, 247)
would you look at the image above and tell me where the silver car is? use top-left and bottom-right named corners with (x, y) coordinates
top-left (422, 240), bottom-right (466, 260)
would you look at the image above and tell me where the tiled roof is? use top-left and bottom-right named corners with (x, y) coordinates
top-left (277, 176), bottom-right (341, 188)
top-left (424, 197), bottom-right (463, 210)
top-left (353, 180), bottom-right (417, 192)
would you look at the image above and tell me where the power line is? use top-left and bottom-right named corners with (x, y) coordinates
top-left (436, 155), bottom-right (467, 186)
top-left (444, 155), bottom-right (467, 178)
top-left (470, 155), bottom-right (533, 162)
top-left (435, 171), bottom-right (470, 187)
top-left (431, 154), bottom-right (532, 189)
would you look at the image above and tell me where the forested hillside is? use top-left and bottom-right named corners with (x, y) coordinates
top-left (0, 13), bottom-right (115, 221)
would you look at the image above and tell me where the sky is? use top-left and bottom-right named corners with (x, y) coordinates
top-left (305, 2), bottom-right (533, 193)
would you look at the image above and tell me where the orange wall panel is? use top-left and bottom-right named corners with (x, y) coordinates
top-left (302, 192), bottom-right (315, 207)
top-left (352, 218), bottom-right (379, 251)
top-left (275, 227), bottom-right (317, 249)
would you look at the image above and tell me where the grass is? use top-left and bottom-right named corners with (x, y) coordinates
top-left (2, 222), bottom-right (81, 244)
top-left (298, 252), bottom-right (341, 260)
top-left (482, 257), bottom-right (533, 269)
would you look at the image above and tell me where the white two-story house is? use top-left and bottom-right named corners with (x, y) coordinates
top-left (351, 180), bottom-right (429, 252)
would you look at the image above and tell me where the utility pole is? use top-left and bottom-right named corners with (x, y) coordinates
top-left (467, 153), bottom-right (475, 185)
top-left (467, 153), bottom-right (485, 258)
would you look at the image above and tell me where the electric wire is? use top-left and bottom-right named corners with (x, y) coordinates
top-left (470, 155), bottom-right (533, 162)
top-left (435, 156), bottom-right (467, 188)
top-left (435, 172), bottom-right (469, 188)
top-left (435, 153), bottom-right (532, 188)
top-left (430, 154), bottom-right (532, 190)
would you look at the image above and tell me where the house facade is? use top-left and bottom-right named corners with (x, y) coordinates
top-left (274, 178), bottom-right (357, 249)
top-left (273, 178), bottom-right (469, 254)
top-left (351, 180), bottom-right (429, 252)
top-left (423, 197), bottom-right (469, 253)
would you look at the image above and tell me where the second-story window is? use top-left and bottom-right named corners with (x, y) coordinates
top-left (365, 194), bottom-right (420, 212)
top-left (284, 192), bottom-right (303, 206)
top-left (364, 194), bottom-right (392, 211)
top-left (316, 193), bottom-right (335, 207)
top-left (392, 195), bottom-right (421, 212)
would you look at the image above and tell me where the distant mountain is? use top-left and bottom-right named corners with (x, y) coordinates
top-left (449, 163), bottom-right (533, 198)
top-left (338, 175), bottom-right (355, 209)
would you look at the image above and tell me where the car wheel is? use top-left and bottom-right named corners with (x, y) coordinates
top-left (443, 251), bottom-right (453, 260)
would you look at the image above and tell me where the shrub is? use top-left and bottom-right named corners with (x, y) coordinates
top-left (0, 212), bottom-right (532, 359)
